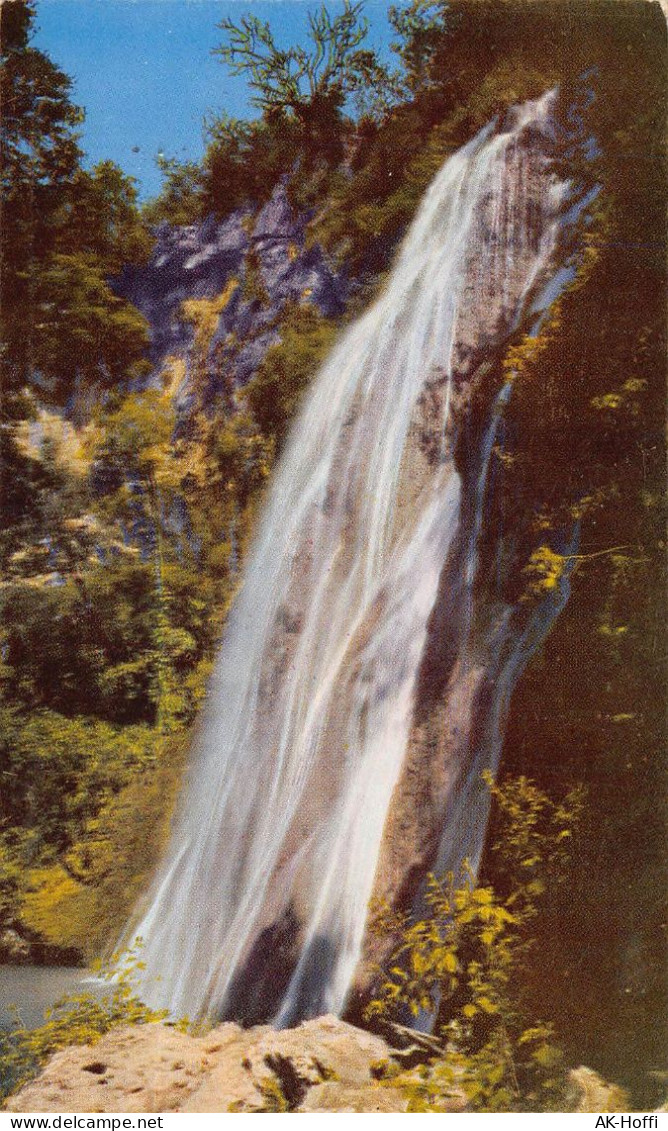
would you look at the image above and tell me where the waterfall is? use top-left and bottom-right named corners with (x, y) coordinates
top-left (127, 91), bottom-right (576, 1025)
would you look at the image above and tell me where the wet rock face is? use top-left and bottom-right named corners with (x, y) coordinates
top-left (115, 182), bottom-right (347, 408)
top-left (347, 96), bottom-right (587, 1014)
top-left (118, 91), bottom-right (597, 1032)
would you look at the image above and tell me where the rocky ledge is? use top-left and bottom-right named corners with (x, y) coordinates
top-left (6, 1016), bottom-right (420, 1114)
top-left (5, 1015), bottom-right (633, 1114)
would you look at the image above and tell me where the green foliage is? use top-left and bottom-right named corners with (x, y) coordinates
top-left (257, 1076), bottom-right (291, 1112)
top-left (95, 389), bottom-right (176, 483)
top-left (181, 280), bottom-right (240, 358)
top-left (169, 0), bottom-right (395, 220)
top-left (245, 304), bottom-right (338, 448)
top-left (0, 1), bottom-right (151, 402)
top-left (206, 410), bottom-right (273, 504)
top-left (31, 253), bottom-right (150, 400)
top-left (368, 775), bottom-right (584, 1111)
top-left (0, 22), bottom-right (77, 393)
top-left (0, 421), bottom-right (69, 567)
top-left (213, 1), bottom-right (391, 129)
top-left (310, 4), bottom-right (561, 275)
top-left (87, 389), bottom-right (209, 732)
top-left (0, 836), bottom-right (24, 926)
top-left (482, 773), bottom-right (585, 919)
top-left (522, 546), bottom-right (570, 599)
top-left (0, 952), bottom-right (165, 1102)
top-left (0, 706), bottom-right (158, 857)
top-left (63, 162), bottom-right (153, 274)
top-left (241, 247), bottom-right (269, 307)
top-left (202, 113), bottom-right (301, 218)
top-left (1, 564), bottom-right (159, 723)
top-left (475, 32), bottom-right (665, 1090)
top-left (142, 155), bottom-right (205, 227)
top-left (3, 727), bottom-right (189, 959)
top-left (386, 0), bottom-right (455, 102)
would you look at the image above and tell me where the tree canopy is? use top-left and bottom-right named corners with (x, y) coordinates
top-left (0, 0), bottom-right (151, 407)
top-left (213, 1), bottom-right (392, 124)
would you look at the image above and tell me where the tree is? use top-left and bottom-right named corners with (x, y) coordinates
top-left (387, 0), bottom-right (449, 97)
top-left (30, 253), bottom-right (150, 404)
top-left (142, 155), bottom-right (205, 227)
top-left (203, 112), bottom-right (302, 216)
top-left (64, 161), bottom-right (153, 275)
top-left (212, 2), bottom-right (392, 157)
top-left (0, 0), bottom-right (83, 398)
top-left (244, 304), bottom-right (337, 449)
top-left (0, 1), bottom-right (151, 405)
top-left (90, 390), bottom-right (203, 731)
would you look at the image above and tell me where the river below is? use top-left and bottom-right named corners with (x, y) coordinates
top-left (0, 966), bottom-right (103, 1030)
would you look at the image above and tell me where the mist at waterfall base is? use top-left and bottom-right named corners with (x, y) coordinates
top-left (124, 91), bottom-right (587, 1027)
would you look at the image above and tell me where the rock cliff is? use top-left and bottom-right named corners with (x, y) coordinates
top-left (123, 90), bottom-right (598, 1028)
top-left (115, 181), bottom-right (346, 414)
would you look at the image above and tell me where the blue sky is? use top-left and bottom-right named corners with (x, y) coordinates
top-left (33, 0), bottom-right (401, 200)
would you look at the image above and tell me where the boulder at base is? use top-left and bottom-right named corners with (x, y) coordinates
top-left (4, 1015), bottom-right (453, 1114)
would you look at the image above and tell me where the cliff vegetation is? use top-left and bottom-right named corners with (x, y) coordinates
top-left (0, 0), bottom-right (665, 1109)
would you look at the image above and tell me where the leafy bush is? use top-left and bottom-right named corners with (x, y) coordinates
top-left (367, 775), bottom-right (584, 1111)
top-left (15, 728), bottom-right (189, 959)
top-left (0, 707), bottom-right (158, 855)
top-left (142, 156), bottom-right (206, 227)
top-left (244, 305), bottom-right (338, 449)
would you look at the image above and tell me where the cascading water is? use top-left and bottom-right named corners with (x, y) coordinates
top-left (127, 91), bottom-right (580, 1025)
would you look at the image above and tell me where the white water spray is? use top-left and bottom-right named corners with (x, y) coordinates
top-left (128, 92), bottom-right (572, 1024)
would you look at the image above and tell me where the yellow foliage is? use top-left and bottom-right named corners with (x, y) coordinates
top-left (493, 444), bottom-right (518, 468)
top-left (598, 623), bottom-right (628, 638)
top-left (160, 355), bottom-right (188, 399)
top-left (591, 393), bottom-right (623, 410)
top-left (367, 775), bottom-right (585, 1111)
top-left (258, 1076), bottom-right (291, 1112)
top-left (0, 952), bottom-right (167, 1102)
top-left (20, 733), bottom-right (189, 959)
top-left (500, 204), bottom-right (608, 394)
top-left (22, 867), bottom-right (97, 951)
top-left (181, 277), bottom-right (239, 356)
top-left (15, 410), bottom-right (91, 477)
top-left (522, 545), bottom-right (568, 596)
top-left (502, 333), bottom-right (549, 384)
top-left (591, 375), bottom-right (647, 412)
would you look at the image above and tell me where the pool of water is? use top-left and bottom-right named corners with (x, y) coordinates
top-left (0, 966), bottom-right (103, 1030)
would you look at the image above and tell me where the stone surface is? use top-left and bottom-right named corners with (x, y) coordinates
top-left (0, 930), bottom-right (31, 964)
top-left (566, 1066), bottom-right (631, 1113)
top-left (7, 1018), bottom-right (631, 1114)
top-left (115, 182), bottom-right (347, 410)
top-left (5, 1015), bottom-right (429, 1114)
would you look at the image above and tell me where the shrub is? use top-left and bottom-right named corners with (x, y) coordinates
top-left (367, 774), bottom-right (584, 1111)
